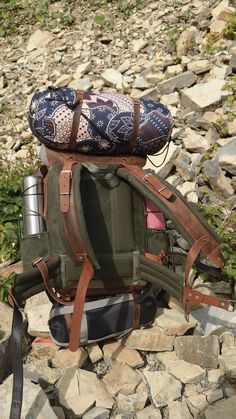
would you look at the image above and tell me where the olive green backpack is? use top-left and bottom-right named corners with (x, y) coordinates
top-left (9, 147), bottom-right (229, 419)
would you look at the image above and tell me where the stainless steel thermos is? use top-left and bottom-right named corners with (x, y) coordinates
top-left (22, 176), bottom-right (46, 235)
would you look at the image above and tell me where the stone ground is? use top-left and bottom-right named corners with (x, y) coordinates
top-left (0, 0), bottom-right (236, 417)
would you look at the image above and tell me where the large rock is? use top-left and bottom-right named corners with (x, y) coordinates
top-left (0, 302), bottom-right (13, 382)
top-left (176, 27), bottom-right (198, 56)
top-left (174, 336), bottom-right (220, 368)
top-left (218, 348), bottom-right (236, 380)
top-left (192, 306), bottom-right (236, 336)
top-left (83, 407), bottom-right (110, 419)
top-left (187, 59), bottom-right (212, 74)
top-left (102, 363), bottom-right (142, 396)
top-left (101, 68), bottom-right (123, 89)
top-left (158, 71), bottom-right (196, 95)
top-left (143, 370), bottom-right (182, 408)
top-left (103, 340), bottom-right (144, 368)
top-left (180, 79), bottom-right (226, 112)
top-left (116, 381), bottom-right (148, 414)
top-left (0, 374), bottom-right (57, 418)
top-left (157, 352), bottom-right (206, 384)
top-left (183, 127), bottom-right (211, 152)
top-left (25, 302), bottom-right (51, 337)
top-left (136, 404), bottom-right (162, 419)
top-left (216, 138), bottom-right (236, 175)
top-left (122, 326), bottom-right (175, 352)
top-left (168, 400), bottom-right (192, 419)
top-left (57, 368), bottom-right (114, 417)
top-left (154, 308), bottom-right (197, 335)
top-left (203, 395), bottom-right (236, 419)
top-left (52, 348), bottom-right (88, 369)
top-left (27, 29), bottom-right (53, 52)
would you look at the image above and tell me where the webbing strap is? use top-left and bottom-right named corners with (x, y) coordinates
top-left (10, 304), bottom-right (23, 419)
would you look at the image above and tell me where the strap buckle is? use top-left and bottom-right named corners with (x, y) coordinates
top-left (32, 257), bottom-right (43, 267)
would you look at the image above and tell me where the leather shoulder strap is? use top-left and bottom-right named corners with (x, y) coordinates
top-left (118, 164), bottom-right (224, 269)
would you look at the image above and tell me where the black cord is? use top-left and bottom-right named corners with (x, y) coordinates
top-left (146, 140), bottom-right (170, 168)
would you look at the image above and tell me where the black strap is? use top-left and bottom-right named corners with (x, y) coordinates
top-left (10, 304), bottom-right (23, 419)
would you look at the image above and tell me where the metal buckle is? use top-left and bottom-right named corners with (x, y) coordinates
top-left (32, 256), bottom-right (43, 267)
top-left (143, 173), bottom-right (151, 183)
top-left (61, 169), bottom-right (72, 178)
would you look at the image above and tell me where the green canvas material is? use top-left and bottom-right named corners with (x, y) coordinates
top-left (15, 161), bottom-right (222, 307)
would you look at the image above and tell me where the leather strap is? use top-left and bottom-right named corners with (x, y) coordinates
top-left (43, 175), bottom-right (48, 219)
top-left (122, 164), bottom-right (224, 269)
top-left (183, 287), bottom-right (230, 310)
top-left (184, 236), bottom-right (209, 287)
top-left (59, 160), bottom-right (77, 213)
top-left (128, 99), bottom-right (140, 152)
top-left (132, 293), bottom-right (141, 328)
top-left (145, 250), bottom-right (165, 264)
top-left (32, 258), bottom-right (72, 306)
top-left (68, 90), bottom-right (84, 150)
top-left (69, 256), bottom-right (94, 351)
top-left (10, 304), bottom-right (23, 419)
top-left (46, 147), bottom-right (147, 168)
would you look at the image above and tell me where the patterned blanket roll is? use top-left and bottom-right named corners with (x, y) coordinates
top-left (28, 87), bottom-right (172, 155)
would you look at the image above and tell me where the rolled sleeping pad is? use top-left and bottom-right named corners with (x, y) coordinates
top-left (28, 87), bottom-right (172, 155)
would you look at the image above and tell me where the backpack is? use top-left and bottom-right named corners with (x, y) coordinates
top-left (8, 90), bottom-right (229, 419)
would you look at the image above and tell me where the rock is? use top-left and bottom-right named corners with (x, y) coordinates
top-left (0, 374), bottom-right (57, 418)
top-left (0, 303), bottom-right (13, 382)
top-left (136, 404), bottom-right (162, 419)
top-left (183, 127), bottom-right (211, 152)
top-left (154, 308), bottom-right (196, 335)
top-left (203, 395), bottom-right (236, 419)
top-left (160, 355), bottom-right (206, 384)
top-left (174, 336), bottom-right (220, 368)
top-left (102, 363), bottom-right (142, 396)
top-left (52, 348), bottom-right (88, 369)
top-left (27, 29), bottom-right (53, 52)
top-left (161, 92), bottom-right (180, 106)
top-left (168, 400), bottom-right (192, 419)
top-left (55, 74), bottom-right (73, 87)
top-left (57, 368), bottom-right (114, 416)
top-left (122, 326), bottom-right (175, 352)
top-left (166, 64), bottom-right (183, 77)
top-left (192, 306), bottom-right (236, 336)
top-left (132, 39), bottom-right (148, 53)
top-left (103, 340), bottom-right (144, 368)
top-left (133, 75), bottom-right (150, 90)
top-left (175, 150), bottom-right (196, 181)
top-left (52, 406), bottom-right (65, 419)
top-left (210, 20), bottom-right (227, 33)
top-left (177, 181), bottom-right (197, 197)
top-left (87, 343), bottom-right (103, 363)
top-left (187, 59), bottom-right (212, 74)
top-left (118, 59), bottom-right (131, 73)
top-left (144, 141), bottom-right (179, 179)
top-left (158, 71), bottom-right (196, 95)
top-left (82, 407), bottom-right (110, 419)
top-left (101, 68), bottom-right (123, 89)
top-left (176, 26), bottom-right (197, 55)
top-left (218, 349), bottom-right (236, 380)
top-left (211, 0), bottom-right (229, 19)
top-left (75, 61), bottom-right (90, 76)
top-left (116, 381), bottom-right (148, 413)
top-left (68, 77), bottom-right (92, 91)
top-left (25, 302), bottom-right (51, 337)
top-left (221, 333), bottom-right (236, 355)
top-left (186, 393), bottom-right (208, 416)
top-left (216, 138), bottom-right (236, 175)
top-left (208, 369), bottom-right (225, 386)
top-left (138, 87), bottom-right (160, 101)
top-left (180, 79), bottom-right (226, 112)
top-left (143, 370), bottom-right (182, 408)
top-left (24, 358), bottom-right (62, 387)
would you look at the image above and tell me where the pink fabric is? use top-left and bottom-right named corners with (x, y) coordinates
top-left (145, 199), bottom-right (166, 230)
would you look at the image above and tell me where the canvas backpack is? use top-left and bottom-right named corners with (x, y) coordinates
top-left (7, 89), bottom-right (231, 419)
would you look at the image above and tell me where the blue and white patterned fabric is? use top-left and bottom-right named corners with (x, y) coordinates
top-left (29, 87), bottom-right (172, 155)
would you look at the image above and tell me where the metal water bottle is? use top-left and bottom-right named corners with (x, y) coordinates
top-left (22, 175), bottom-right (46, 235)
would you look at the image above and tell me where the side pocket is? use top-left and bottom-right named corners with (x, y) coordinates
top-left (21, 231), bottom-right (51, 271)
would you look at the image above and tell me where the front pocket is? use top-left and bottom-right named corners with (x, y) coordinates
top-left (21, 231), bottom-right (51, 270)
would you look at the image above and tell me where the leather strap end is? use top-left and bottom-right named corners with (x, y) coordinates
top-left (207, 245), bottom-right (225, 269)
top-left (183, 287), bottom-right (230, 311)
